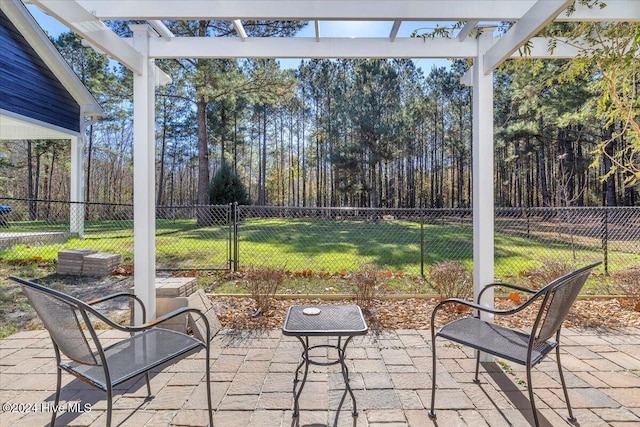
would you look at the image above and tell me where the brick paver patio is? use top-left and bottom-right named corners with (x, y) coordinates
top-left (1, 327), bottom-right (639, 426)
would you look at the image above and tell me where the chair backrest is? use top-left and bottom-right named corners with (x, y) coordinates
top-left (11, 276), bottom-right (100, 366)
top-left (533, 262), bottom-right (601, 343)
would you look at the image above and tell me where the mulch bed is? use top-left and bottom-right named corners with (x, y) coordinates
top-left (9, 274), bottom-right (639, 332)
top-left (211, 295), bottom-right (640, 331)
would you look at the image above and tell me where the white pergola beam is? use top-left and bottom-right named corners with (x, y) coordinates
top-left (314, 20), bottom-right (320, 42)
top-left (32, 0), bottom-right (144, 75)
top-left (483, 0), bottom-right (573, 73)
top-left (74, 0), bottom-right (539, 20)
top-left (558, 0), bottom-right (640, 21)
top-left (146, 36), bottom-right (479, 59)
top-left (74, 0), bottom-right (640, 21)
top-left (515, 37), bottom-right (583, 58)
top-left (146, 34), bottom-right (579, 61)
top-left (461, 36), bottom-right (583, 84)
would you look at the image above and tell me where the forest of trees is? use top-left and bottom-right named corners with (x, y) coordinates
top-left (1, 20), bottom-right (638, 211)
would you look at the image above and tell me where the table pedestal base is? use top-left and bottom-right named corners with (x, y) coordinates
top-left (292, 335), bottom-right (358, 417)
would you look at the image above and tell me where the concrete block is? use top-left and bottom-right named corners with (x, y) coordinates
top-left (156, 296), bottom-right (189, 333)
top-left (187, 290), bottom-right (222, 341)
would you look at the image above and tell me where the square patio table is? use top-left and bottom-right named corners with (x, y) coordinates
top-left (282, 304), bottom-right (368, 417)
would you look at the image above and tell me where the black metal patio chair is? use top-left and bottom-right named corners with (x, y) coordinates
top-left (9, 276), bottom-right (213, 427)
top-left (428, 262), bottom-right (601, 427)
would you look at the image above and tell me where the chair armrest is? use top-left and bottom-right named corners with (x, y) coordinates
top-left (85, 292), bottom-right (146, 324)
top-left (430, 297), bottom-right (536, 332)
top-left (85, 304), bottom-right (210, 343)
top-left (86, 292), bottom-right (142, 306)
top-left (477, 282), bottom-right (536, 303)
top-left (142, 307), bottom-right (211, 343)
top-left (433, 298), bottom-right (516, 317)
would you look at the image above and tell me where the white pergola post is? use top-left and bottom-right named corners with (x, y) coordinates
top-left (69, 132), bottom-right (84, 237)
top-left (472, 29), bottom-right (495, 318)
top-left (130, 24), bottom-right (157, 324)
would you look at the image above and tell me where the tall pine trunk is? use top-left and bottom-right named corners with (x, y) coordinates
top-left (538, 115), bottom-right (550, 207)
top-left (197, 97), bottom-right (210, 225)
top-left (602, 125), bottom-right (617, 206)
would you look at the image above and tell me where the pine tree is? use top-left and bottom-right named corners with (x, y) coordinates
top-left (209, 163), bottom-right (250, 205)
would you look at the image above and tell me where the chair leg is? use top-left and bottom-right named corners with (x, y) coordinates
top-left (556, 346), bottom-right (576, 422)
top-left (145, 373), bottom-right (152, 397)
top-left (50, 366), bottom-right (62, 427)
top-left (473, 350), bottom-right (481, 383)
top-left (429, 337), bottom-right (437, 418)
top-left (206, 345), bottom-right (213, 427)
top-left (106, 384), bottom-right (113, 427)
top-left (526, 364), bottom-right (540, 427)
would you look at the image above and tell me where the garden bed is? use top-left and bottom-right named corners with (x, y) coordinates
top-left (211, 295), bottom-right (640, 330)
top-left (2, 270), bottom-right (639, 339)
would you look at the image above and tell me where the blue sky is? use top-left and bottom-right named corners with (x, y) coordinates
top-left (28, 5), bottom-right (451, 72)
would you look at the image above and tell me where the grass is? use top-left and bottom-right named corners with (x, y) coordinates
top-left (0, 261), bottom-right (46, 339)
top-left (1, 216), bottom-right (635, 292)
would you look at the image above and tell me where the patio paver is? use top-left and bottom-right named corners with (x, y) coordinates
top-left (0, 327), bottom-right (639, 426)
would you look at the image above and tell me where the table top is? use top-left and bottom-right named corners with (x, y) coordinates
top-left (282, 305), bottom-right (368, 337)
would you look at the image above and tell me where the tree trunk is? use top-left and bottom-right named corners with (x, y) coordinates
top-left (602, 125), bottom-right (617, 206)
top-left (538, 115), bottom-right (550, 207)
top-left (157, 112), bottom-right (168, 206)
top-left (85, 123), bottom-right (94, 213)
top-left (260, 108), bottom-right (267, 205)
top-left (196, 97), bottom-right (210, 225)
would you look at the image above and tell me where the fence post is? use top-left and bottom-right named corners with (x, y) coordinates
top-left (233, 202), bottom-right (239, 272)
top-left (420, 208), bottom-right (425, 277)
top-left (602, 209), bottom-right (609, 274)
top-left (227, 203), bottom-right (232, 271)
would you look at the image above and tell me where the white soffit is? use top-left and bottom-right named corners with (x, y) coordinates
top-left (0, 112), bottom-right (78, 140)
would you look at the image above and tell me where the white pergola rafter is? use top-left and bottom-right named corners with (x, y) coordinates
top-left (23, 0), bottom-right (636, 326)
top-left (389, 20), bottom-right (402, 42)
top-left (457, 21), bottom-right (479, 41)
top-left (33, 0), bottom-right (144, 74)
top-left (483, 0), bottom-right (573, 73)
top-left (232, 19), bottom-right (247, 41)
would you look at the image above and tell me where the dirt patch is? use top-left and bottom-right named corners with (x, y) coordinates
top-left (1, 273), bottom-right (134, 333)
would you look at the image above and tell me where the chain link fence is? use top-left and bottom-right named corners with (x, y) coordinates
top-left (1, 197), bottom-right (638, 278)
top-left (0, 198), bottom-right (231, 270)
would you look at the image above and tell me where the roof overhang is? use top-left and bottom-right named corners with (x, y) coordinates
top-left (4, 0), bottom-right (103, 116)
top-left (0, 110), bottom-right (79, 140)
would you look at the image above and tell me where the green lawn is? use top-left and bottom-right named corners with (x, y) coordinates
top-left (2, 217), bottom-right (633, 283)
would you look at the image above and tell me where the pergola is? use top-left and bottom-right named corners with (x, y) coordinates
top-left (22, 0), bottom-right (639, 323)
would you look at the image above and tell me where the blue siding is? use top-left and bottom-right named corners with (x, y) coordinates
top-left (0, 10), bottom-right (80, 133)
